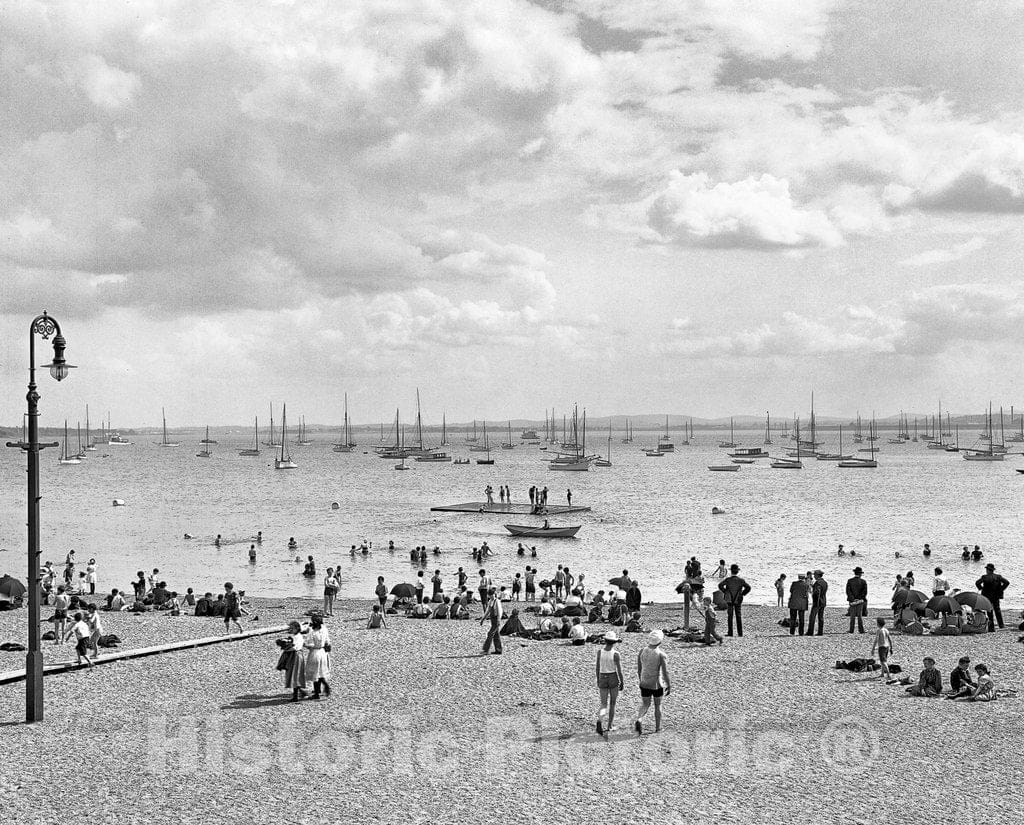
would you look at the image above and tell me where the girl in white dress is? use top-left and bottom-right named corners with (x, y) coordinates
top-left (303, 615), bottom-right (331, 699)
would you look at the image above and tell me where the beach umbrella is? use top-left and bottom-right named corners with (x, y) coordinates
top-left (926, 594), bottom-right (962, 615)
top-left (892, 588), bottom-right (927, 609)
top-left (675, 581), bottom-right (691, 594)
top-left (954, 592), bottom-right (993, 612)
top-left (0, 575), bottom-right (26, 600)
top-left (608, 575), bottom-right (633, 590)
top-left (389, 583), bottom-right (416, 598)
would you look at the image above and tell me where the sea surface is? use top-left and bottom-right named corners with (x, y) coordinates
top-left (2, 429), bottom-right (1022, 608)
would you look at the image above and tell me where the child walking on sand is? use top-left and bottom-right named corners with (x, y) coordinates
top-left (63, 611), bottom-right (93, 667)
top-left (870, 617), bottom-right (892, 679)
top-left (223, 582), bottom-right (245, 635)
top-left (595, 632), bottom-right (624, 736)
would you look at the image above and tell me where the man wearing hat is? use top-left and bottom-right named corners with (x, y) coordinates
top-left (480, 587), bottom-right (503, 654)
top-left (718, 564), bottom-right (751, 637)
top-left (845, 567), bottom-right (868, 633)
top-left (788, 574), bottom-right (810, 636)
top-left (807, 570), bottom-right (828, 636)
top-left (976, 563), bottom-right (1010, 631)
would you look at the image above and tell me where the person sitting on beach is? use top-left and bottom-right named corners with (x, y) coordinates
top-left (607, 601), bottom-right (625, 626)
top-left (955, 664), bottom-right (995, 702)
top-left (195, 593), bottom-right (214, 616)
top-left (104, 589), bottom-right (127, 612)
top-left (367, 604), bottom-right (387, 629)
top-left (587, 603), bottom-right (605, 623)
top-left (164, 592), bottom-right (182, 616)
top-left (150, 582), bottom-right (170, 607)
top-left (432, 597), bottom-right (451, 619)
top-left (498, 586), bottom-right (512, 603)
top-left (946, 656), bottom-right (976, 699)
top-left (539, 597), bottom-right (554, 617)
top-left (558, 617), bottom-right (572, 638)
top-left (181, 588), bottom-right (196, 607)
top-left (568, 617), bottom-right (587, 646)
top-left (450, 600), bottom-right (469, 620)
top-left (500, 608), bottom-right (528, 636)
top-left (211, 594), bottom-right (226, 616)
top-left (410, 601), bottom-right (431, 619)
top-left (625, 611), bottom-right (646, 633)
top-left (906, 657), bottom-right (943, 697)
top-left (538, 615), bottom-right (555, 633)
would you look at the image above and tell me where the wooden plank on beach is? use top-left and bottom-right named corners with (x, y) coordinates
top-left (0, 624), bottom-right (287, 686)
top-left (429, 502), bottom-right (591, 514)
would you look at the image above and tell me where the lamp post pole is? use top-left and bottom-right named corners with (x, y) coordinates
top-left (5, 311), bottom-right (73, 723)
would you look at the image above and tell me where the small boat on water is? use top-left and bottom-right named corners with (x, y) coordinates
top-left (58, 421), bottom-right (81, 465)
top-left (155, 408), bottom-right (180, 447)
top-left (645, 449), bottom-right (664, 457)
top-left (239, 417), bottom-right (261, 456)
top-left (731, 458), bottom-right (754, 464)
top-left (504, 524), bottom-right (581, 538)
top-left (453, 458), bottom-right (470, 465)
top-left (196, 426), bottom-right (214, 458)
top-left (728, 446), bottom-right (768, 459)
top-left (708, 464), bottom-right (740, 472)
top-left (274, 404), bottom-right (297, 470)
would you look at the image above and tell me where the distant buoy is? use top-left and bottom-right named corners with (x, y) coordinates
top-left (711, 507), bottom-right (724, 515)
top-left (112, 499), bottom-right (125, 507)
top-left (331, 502), bottom-right (340, 510)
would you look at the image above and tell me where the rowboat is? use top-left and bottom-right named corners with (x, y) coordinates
top-left (708, 464), bottom-right (740, 472)
top-left (504, 524), bottom-right (581, 538)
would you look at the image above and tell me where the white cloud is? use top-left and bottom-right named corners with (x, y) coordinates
top-left (74, 53), bottom-right (140, 109)
top-left (900, 236), bottom-right (988, 267)
top-left (644, 171), bottom-right (842, 249)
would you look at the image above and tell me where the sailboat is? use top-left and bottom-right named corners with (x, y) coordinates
top-left (333, 394), bottom-right (356, 452)
top-left (964, 404), bottom-right (1004, 461)
top-left (263, 405), bottom-right (282, 448)
top-left (621, 417), bottom-right (633, 444)
top-left (239, 417), bottom-right (261, 456)
top-left (945, 425), bottom-right (960, 452)
top-left (275, 405), bottom-right (298, 469)
top-left (476, 421), bottom-right (495, 465)
top-left (658, 416), bottom-right (675, 452)
top-left (58, 421), bottom-right (82, 465)
top-left (549, 406), bottom-right (592, 470)
top-left (595, 422), bottom-right (613, 467)
top-left (378, 410), bottom-right (410, 458)
top-left (840, 419), bottom-right (878, 467)
top-left (197, 426), bottom-right (214, 458)
top-left (520, 419), bottom-right (540, 441)
top-left (501, 421), bottom-right (515, 450)
top-left (70, 421), bottom-right (87, 460)
top-left (465, 420), bottom-right (479, 443)
top-left (294, 416), bottom-right (313, 445)
top-left (817, 425), bottom-right (852, 461)
top-left (156, 408), bottom-right (180, 447)
top-left (1007, 406), bottom-right (1024, 443)
top-left (83, 406), bottom-right (97, 451)
top-left (717, 418), bottom-right (736, 449)
top-left (441, 413), bottom-right (449, 446)
top-left (763, 411), bottom-right (772, 445)
top-left (771, 417), bottom-right (803, 468)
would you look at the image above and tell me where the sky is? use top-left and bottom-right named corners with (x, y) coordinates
top-left (3, 0), bottom-right (1024, 427)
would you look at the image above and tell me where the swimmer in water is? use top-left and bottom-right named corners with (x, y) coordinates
top-left (837, 544), bottom-right (846, 556)
top-left (255, 531), bottom-right (262, 544)
top-left (288, 537), bottom-right (298, 550)
top-left (215, 534), bottom-right (222, 548)
top-left (388, 540), bottom-right (395, 552)
top-left (184, 533), bottom-right (193, 540)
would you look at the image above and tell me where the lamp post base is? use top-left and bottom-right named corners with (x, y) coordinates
top-left (26, 650), bottom-right (44, 723)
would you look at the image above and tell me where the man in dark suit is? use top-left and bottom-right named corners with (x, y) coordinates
top-left (807, 570), bottom-right (828, 636)
top-left (976, 564), bottom-right (1010, 631)
top-left (845, 567), bottom-right (867, 633)
top-left (718, 564), bottom-right (751, 637)
top-left (788, 574), bottom-right (809, 635)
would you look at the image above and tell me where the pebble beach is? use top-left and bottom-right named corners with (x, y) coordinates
top-left (2, 597), bottom-right (1022, 825)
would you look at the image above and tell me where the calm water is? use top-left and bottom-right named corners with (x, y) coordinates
top-left (2, 429), bottom-right (1021, 607)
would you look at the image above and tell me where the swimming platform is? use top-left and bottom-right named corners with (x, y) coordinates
top-left (429, 502), bottom-right (591, 515)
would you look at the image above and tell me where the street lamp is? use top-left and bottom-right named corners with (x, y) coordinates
top-left (5, 311), bottom-right (75, 723)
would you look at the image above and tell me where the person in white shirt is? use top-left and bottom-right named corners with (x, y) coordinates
top-left (539, 597), bottom-right (553, 616)
top-left (932, 567), bottom-right (950, 595)
top-left (108, 590), bottom-right (127, 612)
top-left (63, 612), bottom-right (93, 667)
top-left (870, 617), bottom-right (893, 678)
top-left (568, 618), bottom-right (587, 646)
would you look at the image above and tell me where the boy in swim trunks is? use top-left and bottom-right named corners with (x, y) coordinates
top-left (870, 617), bottom-right (892, 679)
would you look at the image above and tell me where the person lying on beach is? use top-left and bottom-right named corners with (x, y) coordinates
top-left (954, 664), bottom-right (995, 702)
top-left (906, 657), bottom-right (942, 697)
top-left (367, 605), bottom-right (387, 629)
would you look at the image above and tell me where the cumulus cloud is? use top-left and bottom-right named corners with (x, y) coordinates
top-left (644, 171), bottom-right (842, 249)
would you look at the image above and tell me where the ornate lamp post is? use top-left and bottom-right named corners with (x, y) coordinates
top-left (5, 311), bottom-right (74, 723)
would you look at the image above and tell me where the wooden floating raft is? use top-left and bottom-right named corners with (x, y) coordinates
top-left (0, 624), bottom-right (287, 686)
top-left (429, 502), bottom-right (591, 515)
